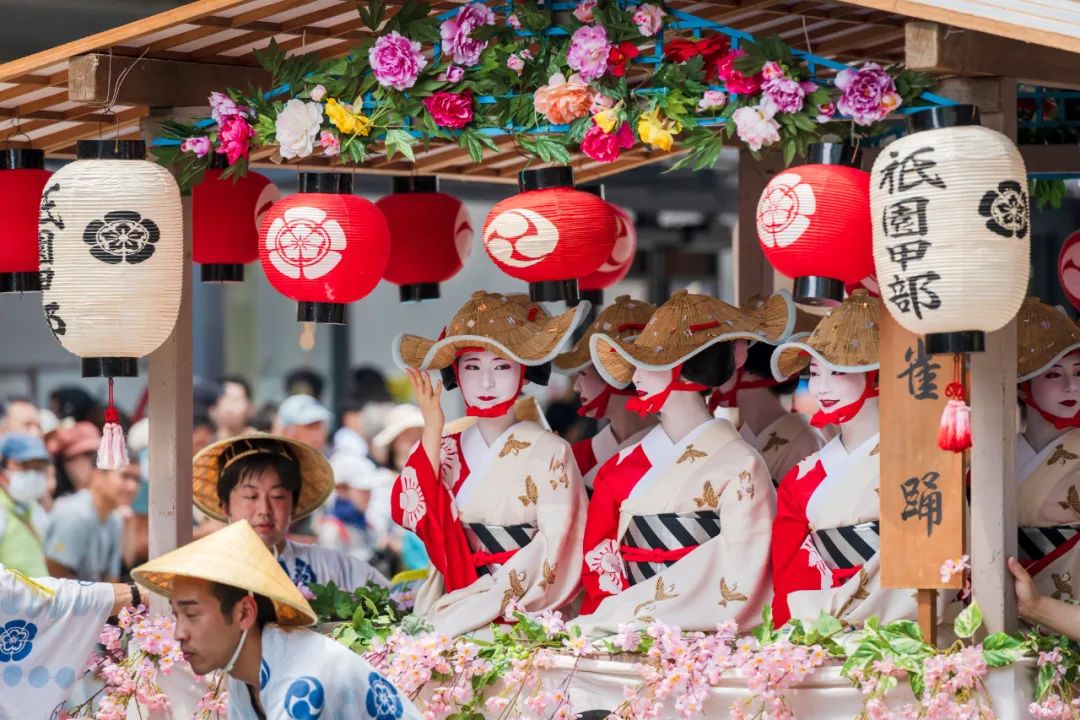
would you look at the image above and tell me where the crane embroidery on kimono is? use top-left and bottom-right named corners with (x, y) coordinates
top-left (1052, 571), bottom-right (1074, 600)
top-left (1057, 485), bottom-right (1080, 517)
top-left (518, 476), bottom-right (539, 507)
top-left (633, 576), bottom-right (679, 617)
top-left (678, 444), bottom-right (708, 464)
top-left (548, 456), bottom-right (569, 490)
top-left (539, 561), bottom-right (557, 591)
top-left (500, 434), bottom-right (532, 458)
top-left (499, 569), bottom-right (528, 616)
top-left (836, 568), bottom-right (870, 618)
top-left (762, 432), bottom-right (789, 455)
top-left (694, 481), bottom-right (719, 509)
top-left (1049, 444), bottom-right (1079, 467)
top-left (736, 470), bottom-right (755, 502)
top-left (718, 578), bottom-right (748, 607)
top-left (870, 444), bottom-right (880, 456)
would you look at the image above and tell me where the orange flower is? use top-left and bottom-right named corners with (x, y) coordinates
top-left (533, 73), bottom-right (595, 125)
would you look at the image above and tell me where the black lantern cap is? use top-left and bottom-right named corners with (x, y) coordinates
top-left (399, 283), bottom-right (440, 302)
top-left (77, 140), bottom-right (147, 160)
top-left (0, 272), bottom-right (41, 293)
top-left (926, 331), bottom-right (985, 355)
top-left (530, 279), bottom-right (579, 304)
top-left (568, 288), bottom-right (603, 308)
top-left (578, 184), bottom-right (606, 200)
top-left (907, 104), bottom-right (981, 132)
top-left (807, 142), bottom-right (861, 168)
top-left (1, 149), bottom-right (45, 170)
top-left (201, 264), bottom-right (245, 283)
top-left (83, 357), bottom-right (138, 378)
top-left (393, 175), bottom-right (439, 193)
top-left (793, 276), bottom-right (845, 307)
top-left (519, 166), bottom-right (574, 191)
top-left (297, 301), bottom-right (346, 324)
top-left (208, 152), bottom-right (229, 170)
top-left (298, 172), bottom-right (353, 194)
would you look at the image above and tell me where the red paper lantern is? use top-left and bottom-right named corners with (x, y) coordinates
top-left (259, 172), bottom-right (390, 324)
top-left (580, 203), bottom-right (636, 306)
top-left (375, 176), bottom-right (472, 302)
top-left (756, 143), bottom-right (873, 306)
top-left (0, 149), bottom-right (51, 293)
top-left (193, 158), bottom-right (278, 283)
top-left (1059, 231), bottom-right (1080, 312)
top-left (482, 167), bottom-right (617, 303)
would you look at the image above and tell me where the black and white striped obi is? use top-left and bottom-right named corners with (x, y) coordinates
top-left (812, 521), bottom-right (880, 570)
top-left (1018, 525), bottom-right (1080, 564)
top-left (464, 522), bottom-right (537, 576)
top-left (620, 511), bottom-right (722, 586)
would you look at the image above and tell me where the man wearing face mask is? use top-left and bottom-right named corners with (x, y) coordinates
top-left (0, 433), bottom-right (51, 576)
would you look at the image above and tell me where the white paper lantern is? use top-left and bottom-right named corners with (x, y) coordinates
top-left (870, 105), bottom-right (1030, 354)
top-left (39, 140), bottom-right (183, 378)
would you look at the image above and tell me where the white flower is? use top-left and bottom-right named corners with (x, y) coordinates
top-left (309, 84), bottom-right (327, 102)
top-left (398, 467), bottom-right (427, 530)
top-left (275, 99), bottom-right (324, 159)
top-left (264, 205), bottom-right (346, 280)
top-left (755, 171), bottom-right (817, 249)
top-left (732, 103), bottom-right (781, 152)
top-left (585, 539), bottom-right (625, 595)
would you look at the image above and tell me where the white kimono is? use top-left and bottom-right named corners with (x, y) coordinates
top-left (278, 539), bottom-right (387, 592)
top-left (0, 569), bottom-right (115, 719)
top-left (227, 625), bottom-right (421, 720)
top-left (739, 413), bottom-right (824, 485)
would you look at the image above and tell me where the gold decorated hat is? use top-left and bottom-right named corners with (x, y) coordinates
top-left (393, 290), bottom-right (587, 371)
top-left (590, 290), bottom-right (794, 387)
top-left (133, 521), bottom-right (316, 627)
top-left (1017, 296), bottom-right (1080, 382)
top-left (771, 289), bottom-right (880, 380)
top-left (554, 295), bottom-right (657, 374)
top-left (192, 434), bottom-right (333, 523)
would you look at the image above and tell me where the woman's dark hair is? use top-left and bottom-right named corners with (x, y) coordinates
top-left (216, 440), bottom-right (302, 512)
top-left (743, 341), bottom-right (798, 396)
top-left (211, 583), bottom-right (277, 628)
top-left (440, 360), bottom-right (552, 391)
top-left (681, 342), bottom-right (737, 388)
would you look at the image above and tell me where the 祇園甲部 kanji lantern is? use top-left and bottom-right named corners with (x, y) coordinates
top-left (0, 149), bottom-right (52, 293)
top-left (259, 172), bottom-right (390, 324)
top-left (756, 143), bottom-right (874, 307)
top-left (482, 167), bottom-right (617, 303)
top-left (39, 140), bottom-right (183, 468)
top-left (193, 154), bottom-right (279, 283)
top-left (375, 176), bottom-right (472, 302)
top-left (576, 184), bottom-right (636, 307)
top-left (1058, 230), bottom-right (1080, 312)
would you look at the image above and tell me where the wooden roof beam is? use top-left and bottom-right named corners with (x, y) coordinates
top-left (143, 0), bottom-right (312, 54)
top-left (188, 3), bottom-right (363, 60)
top-left (906, 21), bottom-right (1080, 91)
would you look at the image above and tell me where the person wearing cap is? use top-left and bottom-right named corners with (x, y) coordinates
top-left (132, 521), bottom-right (420, 720)
top-left (318, 452), bottom-right (385, 564)
top-left (554, 295), bottom-right (658, 492)
top-left (1012, 298), bottom-right (1080, 604)
top-left (392, 291), bottom-right (589, 637)
top-left (278, 394), bottom-right (333, 454)
top-left (0, 433), bottom-right (52, 576)
top-left (48, 420), bottom-right (101, 497)
top-left (770, 291), bottom-right (929, 628)
top-left (194, 434), bottom-right (387, 592)
top-left (577, 290), bottom-right (786, 634)
top-left (709, 297), bottom-right (825, 486)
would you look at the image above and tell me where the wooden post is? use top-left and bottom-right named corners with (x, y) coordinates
top-left (735, 150), bottom-right (779, 305)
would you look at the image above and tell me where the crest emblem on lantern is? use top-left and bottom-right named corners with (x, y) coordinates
top-left (596, 211), bottom-right (635, 273)
top-left (265, 205), bottom-right (347, 280)
top-left (82, 211), bottom-right (159, 264)
top-left (454, 204), bottom-right (474, 263)
top-left (756, 172), bottom-right (817, 249)
top-left (483, 208), bottom-right (559, 268)
top-left (978, 181), bottom-right (1029, 239)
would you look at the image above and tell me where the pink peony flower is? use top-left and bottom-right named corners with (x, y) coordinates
top-left (424, 91), bottom-right (474, 129)
top-left (507, 13), bottom-right (521, 30)
top-left (835, 62), bottom-right (902, 126)
top-left (439, 64), bottom-right (465, 83)
top-left (209, 91), bottom-right (245, 124)
top-left (309, 84), bottom-right (326, 102)
top-left (180, 136), bottom-right (211, 157)
top-left (320, 131), bottom-right (339, 157)
top-left (761, 61), bottom-right (785, 81)
top-left (698, 90), bottom-right (727, 111)
top-left (507, 54), bottom-right (525, 75)
top-left (580, 121), bottom-right (633, 163)
top-left (567, 24), bottom-right (612, 82)
top-left (573, 0), bottom-right (597, 23)
top-left (534, 72), bottom-right (594, 124)
top-left (216, 115), bottom-right (254, 165)
top-left (716, 49), bottom-right (762, 95)
top-left (816, 102), bottom-right (836, 123)
top-left (761, 76), bottom-right (806, 114)
top-left (632, 4), bottom-right (665, 37)
top-left (369, 31), bottom-right (428, 91)
top-left (440, 3), bottom-right (495, 67)
top-left (590, 92), bottom-right (615, 115)
top-left (733, 104), bottom-right (780, 151)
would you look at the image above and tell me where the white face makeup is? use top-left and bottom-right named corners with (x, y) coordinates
top-left (1030, 351), bottom-right (1080, 420)
top-left (573, 366), bottom-right (610, 408)
top-left (631, 367), bottom-right (674, 401)
top-left (457, 350), bottom-right (522, 410)
top-left (808, 358), bottom-right (869, 413)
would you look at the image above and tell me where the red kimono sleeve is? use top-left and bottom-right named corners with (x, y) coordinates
top-left (391, 444), bottom-right (478, 593)
top-left (770, 461), bottom-right (827, 627)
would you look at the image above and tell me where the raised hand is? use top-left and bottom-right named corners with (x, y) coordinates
top-left (1007, 556), bottom-right (1040, 619)
top-left (406, 367), bottom-right (444, 471)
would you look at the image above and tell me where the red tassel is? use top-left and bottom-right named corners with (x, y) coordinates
top-left (937, 354), bottom-right (971, 453)
top-left (97, 378), bottom-right (129, 470)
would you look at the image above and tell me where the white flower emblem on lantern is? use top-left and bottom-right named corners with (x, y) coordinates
top-left (483, 208), bottom-right (560, 268)
top-left (596, 211), bottom-right (635, 273)
top-left (585, 538), bottom-right (625, 595)
top-left (398, 467), bottom-right (426, 530)
top-left (756, 172), bottom-right (817, 249)
top-left (265, 205), bottom-right (346, 280)
top-left (454, 203), bottom-right (474, 263)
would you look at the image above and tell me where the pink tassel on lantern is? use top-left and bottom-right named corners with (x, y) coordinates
top-left (938, 354), bottom-right (972, 453)
top-left (97, 377), bottom-right (129, 470)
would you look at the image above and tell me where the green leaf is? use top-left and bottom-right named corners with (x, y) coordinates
top-left (885, 620), bottom-right (924, 642)
top-left (954, 602), bottom-right (984, 639)
top-left (811, 612), bottom-right (844, 639)
top-left (384, 128), bottom-right (417, 163)
top-left (982, 632), bottom-right (1028, 668)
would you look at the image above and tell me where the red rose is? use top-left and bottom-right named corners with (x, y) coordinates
top-left (663, 35), bottom-right (729, 65)
top-left (714, 49), bottom-right (761, 93)
top-left (607, 42), bottom-right (640, 79)
top-left (423, 91), bottom-right (474, 129)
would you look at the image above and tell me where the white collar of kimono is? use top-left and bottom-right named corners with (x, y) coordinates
top-left (1016, 430), bottom-right (1076, 483)
top-left (592, 424), bottom-right (618, 463)
top-left (818, 432), bottom-right (879, 479)
top-left (629, 419), bottom-right (724, 500)
top-left (456, 421), bottom-right (528, 508)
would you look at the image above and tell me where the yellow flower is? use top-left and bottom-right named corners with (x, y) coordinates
top-left (637, 110), bottom-right (675, 152)
top-left (593, 109), bottom-right (618, 134)
top-left (326, 98), bottom-right (373, 137)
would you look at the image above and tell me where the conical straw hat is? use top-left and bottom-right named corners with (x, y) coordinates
top-left (132, 521), bottom-right (316, 627)
top-left (743, 293), bottom-right (818, 342)
top-left (590, 290), bottom-right (794, 387)
top-left (193, 434), bottom-right (332, 523)
top-left (554, 295), bottom-right (657, 374)
top-left (771, 290), bottom-right (880, 380)
top-left (393, 290), bottom-right (587, 371)
top-left (1017, 296), bottom-right (1080, 382)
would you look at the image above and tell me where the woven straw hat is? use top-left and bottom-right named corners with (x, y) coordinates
top-left (133, 520), bottom-right (316, 627)
top-left (590, 290), bottom-right (794, 387)
top-left (1017, 296), bottom-right (1080, 382)
top-left (771, 289), bottom-right (880, 380)
top-left (393, 290), bottom-right (587, 371)
top-left (192, 434), bottom-right (333, 523)
top-left (554, 295), bottom-right (657, 374)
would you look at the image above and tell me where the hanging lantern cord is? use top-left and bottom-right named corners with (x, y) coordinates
top-left (938, 353), bottom-right (972, 453)
top-left (97, 377), bottom-right (130, 470)
top-left (944, 354), bottom-right (965, 403)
